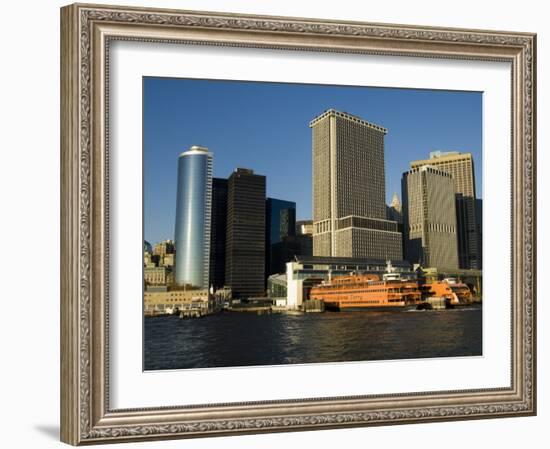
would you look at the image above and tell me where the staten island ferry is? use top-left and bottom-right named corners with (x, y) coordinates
top-left (309, 263), bottom-right (422, 311)
top-left (422, 278), bottom-right (473, 306)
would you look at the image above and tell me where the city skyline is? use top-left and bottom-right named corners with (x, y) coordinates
top-left (144, 77), bottom-right (482, 245)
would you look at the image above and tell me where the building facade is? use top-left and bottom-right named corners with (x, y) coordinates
top-left (225, 168), bottom-right (266, 299)
top-left (144, 288), bottom-right (210, 316)
top-left (410, 151), bottom-right (480, 269)
top-left (153, 239), bottom-right (174, 257)
top-left (160, 253), bottom-right (174, 268)
top-left (144, 240), bottom-right (152, 254)
top-left (476, 198), bottom-right (483, 269)
top-left (209, 178), bottom-right (228, 290)
top-left (402, 165), bottom-right (459, 269)
top-left (386, 192), bottom-right (403, 223)
top-left (266, 198), bottom-right (296, 277)
top-left (295, 220), bottom-right (313, 257)
top-left (144, 251), bottom-right (154, 268)
top-left (144, 266), bottom-right (168, 286)
top-left (174, 145), bottom-right (213, 288)
top-left (296, 220), bottom-right (313, 236)
top-left (310, 109), bottom-right (402, 260)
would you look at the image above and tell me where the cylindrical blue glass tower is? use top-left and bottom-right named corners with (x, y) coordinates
top-left (174, 145), bottom-right (213, 288)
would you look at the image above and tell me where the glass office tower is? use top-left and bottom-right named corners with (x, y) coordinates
top-left (265, 198), bottom-right (296, 276)
top-left (174, 145), bottom-right (213, 288)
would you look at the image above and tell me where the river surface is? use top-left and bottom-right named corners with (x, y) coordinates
top-left (144, 306), bottom-right (482, 370)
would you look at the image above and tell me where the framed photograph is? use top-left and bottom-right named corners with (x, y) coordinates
top-left (60, 3), bottom-right (536, 445)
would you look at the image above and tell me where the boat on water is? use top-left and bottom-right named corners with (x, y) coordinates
top-left (422, 277), bottom-right (473, 306)
top-left (308, 262), bottom-right (473, 311)
top-left (309, 262), bottom-right (421, 311)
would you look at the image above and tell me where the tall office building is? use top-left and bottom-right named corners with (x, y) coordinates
top-left (225, 168), bottom-right (266, 298)
top-left (265, 198), bottom-right (296, 277)
top-left (174, 145), bottom-right (213, 288)
top-left (209, 178), bottom-right (228, 290)
top-left (410, 151), bottom-right (480, 269)
top-left (402, 166), bottom-right (459, 269)
top-left (310, 109), bottom-right (402, 260)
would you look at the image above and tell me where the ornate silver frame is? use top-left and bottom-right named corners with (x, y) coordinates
top-left (60, 3), bottom-right (536, 445)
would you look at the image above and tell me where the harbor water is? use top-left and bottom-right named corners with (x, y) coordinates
top-left (144, 306), bottom-right (482, 370)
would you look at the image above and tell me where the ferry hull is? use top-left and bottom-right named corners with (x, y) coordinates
top-left (324, 303), bottom-right (417, 312)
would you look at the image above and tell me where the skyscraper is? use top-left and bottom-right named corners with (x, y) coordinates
top-left (209, 178), bottom-right (228, 290)
top-left (402, 165), bottom-right (459, 269)
top-left (410, 151), bottom-right (480, 269)
top-left (265, 198), bottom-right (296, 277)
top-left (174, 145), bottom-right (213, 288)
top-left (310, 109), bottom-right (402, 260)
top-left (225, 168), bottom-right (266, 299)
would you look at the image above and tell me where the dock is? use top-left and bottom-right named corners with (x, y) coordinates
top-left (227, 305), bottom-right (272, 314)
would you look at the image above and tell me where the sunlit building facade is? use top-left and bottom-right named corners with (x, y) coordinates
top-left (310, 109), bottom-right (402, 260)
top-left (410, 151), bottom-right (480, 269)
top-left (402, 165), bottom-right (459, 269)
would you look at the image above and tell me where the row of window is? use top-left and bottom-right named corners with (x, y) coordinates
top-left (316, 288), bottom-right (403, 295)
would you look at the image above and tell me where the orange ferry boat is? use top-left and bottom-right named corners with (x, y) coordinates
top-left (309, 271), bottom-right (422, 311)
top-left (422, 278), bottom-right (473, 306)
top-left (309, 262), bottom-right (473, 311)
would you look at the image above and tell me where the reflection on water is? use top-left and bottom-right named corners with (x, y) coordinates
top-left (144, 306), bottom-right (482, 370)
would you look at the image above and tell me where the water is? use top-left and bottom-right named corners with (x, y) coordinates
top-left (144, 306), bottom-right (482, 370)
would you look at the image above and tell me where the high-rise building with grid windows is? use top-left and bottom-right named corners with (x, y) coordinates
top-left (410, 151), bottom-right (480, 269)
top-left (310, 109), bottom-right (402, 260)
top-left (225, 168), bottom-right (266, 299)
top-left (402, 165), bottom-right (459, 269)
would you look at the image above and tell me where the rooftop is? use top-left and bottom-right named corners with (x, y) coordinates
top-left (410, 151), bottom-right (473, 165)
top-left (430, 150), bottom-right (462, 159)
top-left (234, 168), bottom-right (254, 175)
top-left (294, 255), bottom-right (411, 268)
top-left (405, 165), bottom-right (453, 178)
top-left (179, 145), bottom-right (211, 157)
top-left (309, 108), bottom-right (387, 134)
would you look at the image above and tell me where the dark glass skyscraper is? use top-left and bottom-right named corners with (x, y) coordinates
top-left (225, 168), bottom-right (266, 299)
top-left (266, 198), bottom-right (296, 276)
top-left (209, 178), bottom-right (228, 290)
top-left (174, 145), bottom-right (213, 288)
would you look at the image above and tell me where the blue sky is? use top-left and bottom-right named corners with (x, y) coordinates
top-left (144, 77), bottom-right (482, 245)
